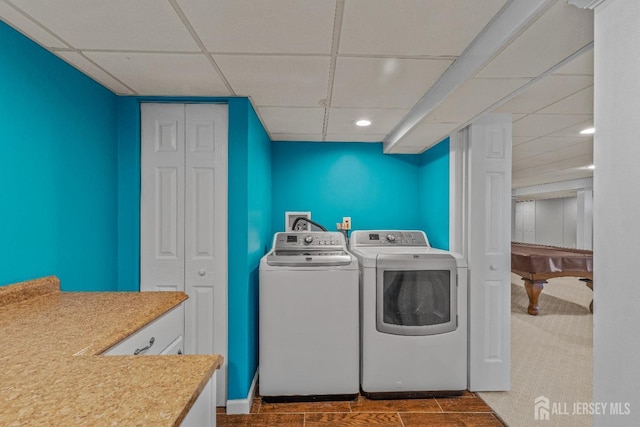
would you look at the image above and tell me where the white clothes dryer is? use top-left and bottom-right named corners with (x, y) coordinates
top-left (259, 231), bottom-right (359, 401)
top-left (349, 230), bottom-right (468, 398)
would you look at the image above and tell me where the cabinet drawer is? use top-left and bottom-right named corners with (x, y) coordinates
top-left (161, 336), bottom-right (184, 355)
top-left (104, 304), bottom-right (184, 356)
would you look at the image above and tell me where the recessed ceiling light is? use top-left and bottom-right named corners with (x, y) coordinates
top-left (355, 119), bottom-right (371, 127)
top-left (587, 164), bottom-right (595, 170)
top-left (580, 127), bottom-right (595, 135)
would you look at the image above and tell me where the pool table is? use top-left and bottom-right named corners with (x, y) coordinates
top-left (511, 242), bottom-right (593, 315)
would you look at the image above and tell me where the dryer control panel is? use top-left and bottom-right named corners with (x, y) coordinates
top-left (350, 230), bottom-right (430, 247)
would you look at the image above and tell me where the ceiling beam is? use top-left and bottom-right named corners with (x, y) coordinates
top-left (512, 177), bottom-right (593, 198)
top-left (383, 0), bottom-right (557, 153)
top-left (568, 0), bottom-right (606, 9)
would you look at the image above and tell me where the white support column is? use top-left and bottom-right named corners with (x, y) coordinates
top-left (449, 127), bottom-right (469, 260)
top-left (591, 0), bottom-right (640, 425)
top-left (576, 189), bottom-right (593, 250)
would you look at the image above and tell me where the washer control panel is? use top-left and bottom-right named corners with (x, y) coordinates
top-left (273, 232), bottom-right (346, 251)
top-left (349, 230), bottom-right (430, 247)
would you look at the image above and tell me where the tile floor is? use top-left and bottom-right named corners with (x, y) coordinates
top-left (217, 391), bottom-right (506, 426)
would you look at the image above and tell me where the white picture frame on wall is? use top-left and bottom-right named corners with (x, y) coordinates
top-left (285, 211), bottom-right (311, 231)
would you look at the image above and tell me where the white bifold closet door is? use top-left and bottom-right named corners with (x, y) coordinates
top-left (140, 103), bottom-right (228, 405)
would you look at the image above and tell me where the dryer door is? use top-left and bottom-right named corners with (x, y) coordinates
top-left (376, 254), bottom-right (458, 336)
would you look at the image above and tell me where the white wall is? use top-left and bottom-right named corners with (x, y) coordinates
top-left (576, 189), bottom-right (593, 249)
top-left (514, 198), bottom-right (577, 247)
top-left (514, 201), bottom-right (535, 243)
top-left (534, 197), bottom-right (577, 248)
top-left (593, 0), bottom-right (640, 425)
top-left (563, 197), bottom-right (578, 248)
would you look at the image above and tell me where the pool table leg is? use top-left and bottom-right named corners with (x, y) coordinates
top-left (523, 279), bottom-right (546, 315)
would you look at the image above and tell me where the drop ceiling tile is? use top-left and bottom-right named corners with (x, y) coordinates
top-left (477, 1), bottom-right (593, 78)
top-left (259, 107), bottom-right (325, 134)
top-left (548, 119), bottom-right (594, 137)
top-left (10, 0), bottom-right (199, 51)
top-left (537, 86), bottom-right (593, 115)
top-left (84, 52), bottom-right (231, 96)
top-left (426, 77), bottom-right (531, 123)
top-left (494, 75), bottom-right (593, 114)
top-left (514, 153), bottom-right (593, 177)
top-left (340, 0), bottom-right (507, 56)
top-left (396, 122), bottom-right (459, 148)
top-left (324, 134), bottom-right (385, 143)
top-left (513, 136), bottom-right (536, 146)
top-left (513, 144), bottom-right (593, 171)
top-left (552, 49), bottom-right (594, 76)
top-left (177, 0), bottom-right (336, 54)
top-left (331, 57), bottom-right (452, 109)
top-left (214, 55), bottom-right (330, 107)
top-left (513, 169), bottom-right (593, 189)
top-left (271, 133), bottom-right (324, 142)
top-left (55, 51), bottom-right (134, 95)
top-left (326, 108), bottom-right (409, 135)
top-left (512, 114), bottom-right (592, 138)
top-left (513, 137), bottom-right (591, 161)
top-left (0, 2), bottom-right (67, 48)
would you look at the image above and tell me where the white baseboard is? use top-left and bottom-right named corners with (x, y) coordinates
top-left (225, 368), bottom-right (258, 414)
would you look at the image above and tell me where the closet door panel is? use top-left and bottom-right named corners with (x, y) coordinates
top-left (141, 103), bottom-right (185, 292)
top-left (184, 104), bottom-right (228, 405)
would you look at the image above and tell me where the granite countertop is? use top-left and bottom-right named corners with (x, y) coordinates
top-left (0, 276), bottom-right (223, 426)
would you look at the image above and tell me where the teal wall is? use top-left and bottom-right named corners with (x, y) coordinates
top-left (116, 97), bottom-right (141, 292)
top-left (419, 138), bottom-right (450, 249)
top-left (229, 100), bottom-right (272, 399)
top-left (271, 142), bottom-right (422, 233)
top-left (0, 21), bottom-right (118, 291)
top-left (1, 19), bottom-right (450, 403)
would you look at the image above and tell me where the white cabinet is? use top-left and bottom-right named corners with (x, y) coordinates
top-left (103, 304), bottom-right (184, 356)
top-left (102, 303), bottom-right (216, 426)
top-left (181, 372), bottom-right (217, 427)
top-left (161, 336), bottom-right (184, 355)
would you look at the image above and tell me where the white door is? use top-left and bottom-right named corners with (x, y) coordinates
top-left (469, 114), bottom-right (511, 391)
top-left (451, 113), bottom-right (511, 391)
top-left (141, 104), bottom-right (185, 292)
top-left (141, 103), bottom-right (228, 405)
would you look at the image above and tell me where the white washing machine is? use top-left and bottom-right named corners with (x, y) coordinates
top-left (259, 231), bottom-right (359, 400)
top-left (349, 230), bottom-right (468, 397)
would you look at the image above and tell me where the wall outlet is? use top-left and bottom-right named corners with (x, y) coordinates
top-left (343, 217), bottom-right (351, 230)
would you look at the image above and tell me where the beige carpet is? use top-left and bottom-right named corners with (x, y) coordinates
top-left (478, 274), bottom-right (593, 427)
